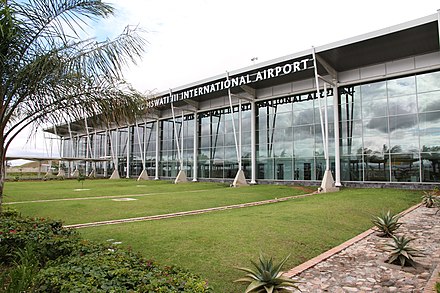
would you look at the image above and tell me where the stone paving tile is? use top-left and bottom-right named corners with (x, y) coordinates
top-left (287, 205), bottom-right (440, 292)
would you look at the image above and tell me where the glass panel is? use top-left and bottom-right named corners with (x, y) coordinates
top-left (274, 158), bottom-right (293, 180)
top-left (293, 125), bottom-right (314, 157)
top-left (388, 95), bottom-right (417, 116)
top-left (363, 136), bottom-right (389, 154)
top-left (419, 111), bottom-right (440, 155)
top-left (362, 98), bottom-right (387, 118)
top-left (340, 120), bottom-right (363, 138)
top-left (421, 153), bottom-right (440, 182)
top-left (418, 92), bottom-right (440, 113)
top-left (387, 76), bottom-right (416, 97)
top-left (257, 144), bottom-right (268, 158)
top-left (365, 158), bottom-right (389, 181)
top-left (417, 71), bottom-right (440, 93)
top-left (257, 158), bottom-right (274, 179)
top-left (293, 158), bottom-right (315, 180)
top-left (340, 156), bottom-right (363, 181)
top-left (360, 81), bottom-right (387, 101)
top-left (274, 112), bottom-right (292, 128)
top-left (340, 137), bottom-right (363, 155)
top-left (389, 115), bottom-right (419, 153)
top-left (363, 117), bottom-right (388, 136)
top-left (242, 131), bottom-right (251, 145)
top-left (292, 109), bottom-right (314, 125)
top-left (276, 103), bottom-right (292, 113)
top-left (390, 154), bottom-right (420, 182)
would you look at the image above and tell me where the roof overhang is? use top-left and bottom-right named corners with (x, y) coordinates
top-left (46, 13), bottom-right (440, 136)
top-left (152, 13), bottom-right (439, 110)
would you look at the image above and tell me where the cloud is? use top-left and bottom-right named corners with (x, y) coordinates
top-left (7, 0), bottom-right (440, 157)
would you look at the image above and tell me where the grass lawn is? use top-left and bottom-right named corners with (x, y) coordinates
top-left (3, 179), bottom-right (228, 202)
top-left (79, 188), bottom-right (419, 292)
top-left (4, 180), bottom-right (313, 224)
top-left (3, 180), bottom-right (422, 292)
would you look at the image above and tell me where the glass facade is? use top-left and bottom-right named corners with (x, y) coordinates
top-left (256, 89), bottom-right (334, 181)
top-left (198, 105), bottom-right (252, 179)
top-left (57, 70), bottom-right (440, 184)
top-left (339, 71), bottom-right (440, 182)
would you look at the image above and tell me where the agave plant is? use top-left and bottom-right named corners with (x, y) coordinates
top-left (422, 191), bottom-right (439, 208)
top-left (385, 235), bottom-right (422, 268)
top-left (371, 210), bottom-right (402, 237)
top-left (234, 254), bottom-right (299, 293)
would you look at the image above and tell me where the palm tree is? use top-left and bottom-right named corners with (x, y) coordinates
top-left (0, 0), bottom-right (147, 211)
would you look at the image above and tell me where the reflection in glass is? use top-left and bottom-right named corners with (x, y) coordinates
top-left (339, 71), bottom-right (440, 182)
top-left (363, 117), bottom-right (388, 136)
top-left (417, 71), bottom-right (440, 93)
top-left (418, 92), bottom-right (440, 113)
top-left (387, 76), bottom-right (416, 97)
top-left (390, 154), bottom-right (420, 182)
top-left (388, 95), bottom-right (416, 116)
top-left (421, 153), bottom-right (440, 182)
top-left (360, 81), bottom-right (386, 101)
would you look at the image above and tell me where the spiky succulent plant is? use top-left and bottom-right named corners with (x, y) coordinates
top-left (422, 191), bottom-right (439, 208)
top-left (385, 235), bottom-right (422, 268)
top-left (371, 210), bottom-right (402, 237)
top-left (234, 254), bottom-right (299, 293)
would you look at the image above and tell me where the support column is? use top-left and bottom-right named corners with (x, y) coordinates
top-left (171, 101), bottom-right (187, 184)
top-left (312, 47), bottom-right (337, 193)
top-left (192, 114), bottom-right (198, 182)
top-left (226, 71), bottom-right (248, 187)
top-left (126, 126), bottom-right (130, 179)
top-left (89, 130), bottom-right (97, 178)
top-left (155, 120), bottom-right (160, 180)
top-left (250, 101), bottom-right (257, 184)
top-left (109, 128), bottom-right (120, 180)
top-left (137, 122), bottom-right (149, 181)
top-left (333, 85), bottom-right (342, 186)
top-left (104, 130), bottom-right (108, 177)
top-left (57, 128), bottom-right (65, 178)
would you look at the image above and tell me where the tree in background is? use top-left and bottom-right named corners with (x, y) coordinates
top-left (0, 0), bottom-right (147, 211)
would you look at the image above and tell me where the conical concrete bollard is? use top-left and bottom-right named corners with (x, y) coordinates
top-left (137, 169), bottom-right (149, 181)
top-left (232, 169), bottom-right (248, 187)
top-left (319, 170), bottom-right (339, 193)
top-left (174, 170), bottom-right (188, 184)
top-left (109, 169), bottom-right (120, 180)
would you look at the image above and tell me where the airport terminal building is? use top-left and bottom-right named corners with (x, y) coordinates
top-left (49, 12), bottom-right (440, 187)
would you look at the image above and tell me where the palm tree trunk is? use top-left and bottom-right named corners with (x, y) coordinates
top-left (0, 137), bottom-right (5, 213)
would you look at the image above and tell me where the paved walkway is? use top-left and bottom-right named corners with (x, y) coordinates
top-left (285, 204), bottom-right (440, 292)
top-left (64, 192), bottom-right (316, 229)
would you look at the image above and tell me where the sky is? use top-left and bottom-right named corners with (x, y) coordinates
top-left (7, 0), bottom-right (440, 165)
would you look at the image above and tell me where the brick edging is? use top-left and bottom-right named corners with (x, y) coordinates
top-left (284, 203), bottom-right (423, 278)
top-left (64, 192), bottom-right (318, 229)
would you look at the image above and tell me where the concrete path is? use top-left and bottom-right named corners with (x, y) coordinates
top-left (64, 192), bottom-right (316, 229)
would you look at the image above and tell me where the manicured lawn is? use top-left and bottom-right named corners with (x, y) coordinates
top-left (3, 180), bottom-right (422, 292)
top-left (4, 181), bottom-right (313, 224)
top-left (78, 188), bottom-right (420, 292)
top-left (3, 179), bottom-right (227, 202)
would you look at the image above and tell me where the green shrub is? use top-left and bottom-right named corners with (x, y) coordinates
top-left (385, 235), bottom-right (422, 268)
top-left (0, 244), bottom-right (39, 292)
top-left (0, 210), bottom-right (212, 292)
top-left (36, 248), bottom-right (211, 292)
top-left (234, 254), bottom-right (299, 293)
top-left (0, 209), bottom-right (80, 266)
top-left (371, 210), bottom-right (402, 237)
